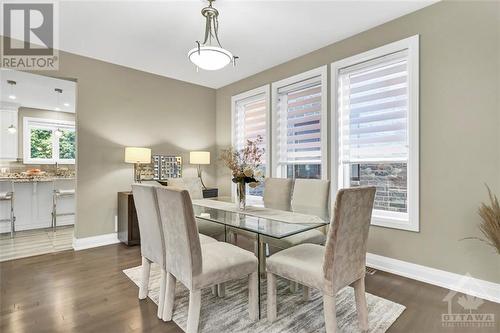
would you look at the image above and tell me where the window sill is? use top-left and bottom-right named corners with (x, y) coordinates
top-left (371, 215), bottom-right (419, 232)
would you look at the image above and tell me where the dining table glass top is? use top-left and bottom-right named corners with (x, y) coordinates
top-left (192, 198), bottom-right (330, 239)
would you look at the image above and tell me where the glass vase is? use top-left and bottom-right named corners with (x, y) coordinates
top-left (236, 180), bottom-right (246, 210)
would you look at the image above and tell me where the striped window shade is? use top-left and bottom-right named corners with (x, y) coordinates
top-left (234, 92), bottom-right (267, 163)
top-left (276, 76), bottom-right (323, 170)
top-left (338, 50), bottom-right (409, 164)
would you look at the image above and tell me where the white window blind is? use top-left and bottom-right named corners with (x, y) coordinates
top-left (338, 50), bottom-right (409, 164)
top-left (276, 76), bottom-right (323, 170)
top-left (333, 35), bottom-right (419, 232)
top-left (234, 92), bottom-right (267, 162)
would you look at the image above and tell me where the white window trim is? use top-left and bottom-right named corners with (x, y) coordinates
top-left (331, 35), bottom-right (419, 232)
top-left (23, 117), bottom-right (76, 165)
top-left (230, 85), bottom-right (271, 203)
top-left (271, 65), bottom-right (328, 180)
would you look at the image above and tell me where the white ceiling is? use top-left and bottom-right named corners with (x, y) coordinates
top-left (0, 69), bottom-right (76, 113)
top-left (60, 0), bottom-right (437, 89)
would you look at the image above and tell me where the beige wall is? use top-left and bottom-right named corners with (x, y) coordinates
top-left (19, 50), bottom-right (217, 239)
top-left (17, 107), bottom-right (75, 159)
top-left (216, 1), bottom-right (500, 283)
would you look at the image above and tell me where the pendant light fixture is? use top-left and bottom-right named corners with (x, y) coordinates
top-left (7, 80), bottom-right (17, 100)
top-left (5, 80), bottom-right (18, 134)
top-left (54, 88), bottom-right (63, 137)
top-left (7, 124), bottom-right (17, 134)
top-left (188, 0), bottom-right (238, 71)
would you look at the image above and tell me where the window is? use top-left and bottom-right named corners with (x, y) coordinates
top-left (272, 66), bottom-right (327, 180)
top-left (332, 35), bottom-right (419, 231)
top-left (24, 117), bottom-right (76, 164)
top-left (231, 85), bottom-right (270, 200)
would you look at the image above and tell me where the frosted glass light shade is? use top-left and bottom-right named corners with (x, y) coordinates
top-left (188, 46), bottom-right (232, 70)
top-left (125, 147), bottom-right (151, 164)
top-left (190, 151), bottom-right (210, 165)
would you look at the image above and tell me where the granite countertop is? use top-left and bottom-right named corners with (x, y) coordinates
top-left (0, 176), bottom-right (76, 183)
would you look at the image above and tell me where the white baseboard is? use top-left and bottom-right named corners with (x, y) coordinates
top-left (366, 252), bottom-right (500, 304)
top-left (73, 232), bottom-right (120, 251)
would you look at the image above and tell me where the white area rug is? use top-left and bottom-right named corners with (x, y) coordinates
top-left (124, 264), bottom-right (405, 332)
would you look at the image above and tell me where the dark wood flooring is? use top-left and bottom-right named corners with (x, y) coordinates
top-left (0, 244), bottom-right (498, 333)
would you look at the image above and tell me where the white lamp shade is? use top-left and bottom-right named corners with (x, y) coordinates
top-left (190, 151), bottom-right (210, 165)
top-left (125, 147), bottom-right (151, 164)
top-left (188, 46), bottom-right (232, 71)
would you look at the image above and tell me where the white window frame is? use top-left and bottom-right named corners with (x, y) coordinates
top-left (231, 85), bottom-right (271, 205)
top-left (331, 35), bottom-right (419, 232)
top-left (271, 65), bottom-right (328, 180)
top-left (23, 117), bottom-right (76, 165)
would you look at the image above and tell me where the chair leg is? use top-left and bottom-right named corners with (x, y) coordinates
top-left (323, 294), bottom-right (338, 333)
top-left (248, 272), bottom-right (258, 321)
top-left (10, 200), bottom-right (15, 238)
top-left (217, 283), bottom-right (225, 297)
top-left (139, 257), bottom-right (151, 299)
top-left (353, 276), bottom-right (369, 331)
top-left (267, 272), bottom-right (277, 322)
top-left (162, 272), bottom-right (177, 321)
top-left (303, 285), bottom-right (310, 301)
top-left (186, 289), bottom-right (202, 333)
top-left (157, 269), bottom-right (166, 319)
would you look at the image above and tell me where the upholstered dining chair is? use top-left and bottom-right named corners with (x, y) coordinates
top-left (155, 187), bottom-right (259, 333)
top-left (263, 178), bottom-right (294, 211)
top-left (131, 184), bottom-right (217, 319)
top-left (264, 179), bottom-right (330, 265)
top-left (266, 186), bottom-right (376, 333)
top-left (167, 177), bottom-right (225, 239)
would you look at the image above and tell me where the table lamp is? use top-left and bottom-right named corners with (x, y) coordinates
top-left (125, 147), bottom-right (151, 183)
top-left (190, 151), bottom-right (210, 190)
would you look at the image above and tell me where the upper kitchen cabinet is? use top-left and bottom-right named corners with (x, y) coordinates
top-left (0, 109), bottom-right (19, 161)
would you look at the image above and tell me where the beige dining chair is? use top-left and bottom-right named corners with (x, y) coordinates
top-left (264, 179), bottom-right (330, 285)
top-left (155, 187), bottom-right (259, 333)
top-left (263, 178), bottom-right (294, 211)
top-left (131, 184), bottom-right (217, 319)
top-left (266, 186), bottom-right (376, 333)
top-left (167, 177), bottom-right (225, 239)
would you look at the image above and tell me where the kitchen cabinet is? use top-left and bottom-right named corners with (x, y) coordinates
top-left (0, 178), bottom-right (75, 233)
top-left (0, 109), bottom-right (18, 161)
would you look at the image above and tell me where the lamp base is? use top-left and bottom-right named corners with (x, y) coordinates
top-left (197, 164), bottom-right (207, 190)
top-left (134, 163), bottom-right (142, 183)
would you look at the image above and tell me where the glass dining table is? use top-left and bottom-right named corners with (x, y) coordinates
top-left (191, 198), bottom-right (330, 318)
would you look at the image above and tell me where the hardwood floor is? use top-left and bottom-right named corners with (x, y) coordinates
top-left (1, 244), bottom-right (498, 333)
top-left (0, 226), bottom-right (74, 262)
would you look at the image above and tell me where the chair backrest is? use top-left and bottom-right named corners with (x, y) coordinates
top-left (322, 186), bottom-right (376, 294)
top-left (263, 178), bottom-right (293, 211)
top-left (182, 177), bottom-right (204, 199)
top-left (131, 183), bottom-right (165, 268)
top-left (167, 177), bottom-right (204, 200)
top-left (155, 186), bottom-right (202, 288)
top-left (291, 179), bottom-right (330, 217)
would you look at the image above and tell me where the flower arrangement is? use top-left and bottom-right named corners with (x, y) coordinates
top-left (220, 135), bottom-right (265, 209)
top-left (220, 135), bottom-right (264, 186)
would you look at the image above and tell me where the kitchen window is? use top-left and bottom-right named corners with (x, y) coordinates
top-left (231, 85), bottom-right (270, 201)
top-left (24, 117), bottom-right (76, 164)
top-left (271, 66), bottom-right (328, 180)
top-left (332, 35), bottom-right (419, 231)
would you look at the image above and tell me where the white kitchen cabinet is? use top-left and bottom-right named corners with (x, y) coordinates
top-left (0, 109), bottom-right (18, 161)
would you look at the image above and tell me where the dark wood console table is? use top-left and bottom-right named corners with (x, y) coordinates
top-left (117, 191), bottom-right (140, 245)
